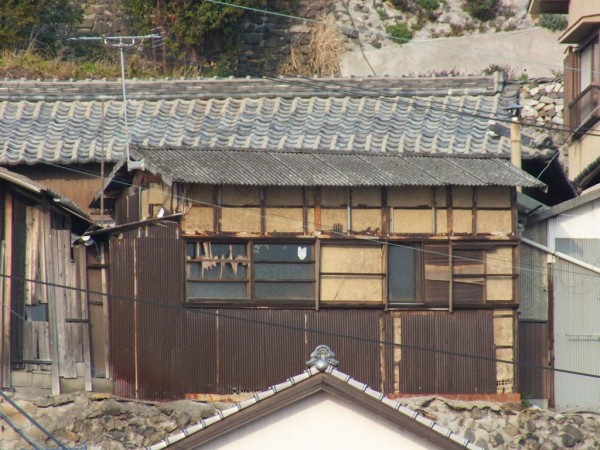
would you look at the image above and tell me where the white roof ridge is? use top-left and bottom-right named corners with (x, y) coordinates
top-left (145, 365), bottom-right (484, 450)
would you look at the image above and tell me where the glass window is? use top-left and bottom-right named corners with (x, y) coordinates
top-left (388, 244), bottom-right (422, 303)
top-left (186, 241), bottom-right (249, 301)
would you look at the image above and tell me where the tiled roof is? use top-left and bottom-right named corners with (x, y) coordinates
top-left (146, 365), bottom-right (483, 450)
top-left (135, 147), bottom-right (545, 188)
top-left (0, 74), bottom-right (549, 165)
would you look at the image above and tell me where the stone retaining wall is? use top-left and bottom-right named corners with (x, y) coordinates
top-left (1, 391), bottom-right (598, 449)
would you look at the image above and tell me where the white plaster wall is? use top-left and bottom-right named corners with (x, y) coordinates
top-left (548, 197), bottom-right (600, 246)
top-left (200, 393), bottom-right (448, 450)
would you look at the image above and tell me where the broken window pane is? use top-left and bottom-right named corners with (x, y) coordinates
top-left (253, 244), bottom-right (312, 262)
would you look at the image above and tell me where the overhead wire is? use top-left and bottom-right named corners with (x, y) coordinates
top-left (37, 154), bottom-right (600, 285)
top-left (1, 272), bottom-right (599, 380)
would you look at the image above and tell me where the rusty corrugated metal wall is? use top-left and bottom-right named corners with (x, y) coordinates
top-left (109, 222), bottom-right (501, 400)
top-left (399, 310), bottom-right (496, 394)
top-left (108, 221), bottom-right (394, 400)
top-left (518, 321), bottom-right (548, 400)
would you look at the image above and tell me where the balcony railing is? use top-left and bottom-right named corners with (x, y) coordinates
top-left (570, 83), bottom-right (600, 137)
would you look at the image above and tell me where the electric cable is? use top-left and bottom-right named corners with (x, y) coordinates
top-left (0, 272), bottom-right (598, 380)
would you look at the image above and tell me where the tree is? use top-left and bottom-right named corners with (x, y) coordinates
top-left (0, 0), bottom-right (82, 53)
top-left (123, 0), bottom-right (261, 68)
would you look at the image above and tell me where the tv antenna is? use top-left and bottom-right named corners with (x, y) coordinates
top-left (70, 34), bottom-right (161, 170)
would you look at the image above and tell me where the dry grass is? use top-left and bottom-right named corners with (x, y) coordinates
top-left (280, 18), bottom-right (343, 77)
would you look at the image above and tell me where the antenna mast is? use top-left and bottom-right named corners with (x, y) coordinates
top-left (70, 34), bottom-right (160, 170)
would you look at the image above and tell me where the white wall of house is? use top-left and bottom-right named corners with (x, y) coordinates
top-left (199, 393), bottom-right (449, 450)
top-left (547, 196), bottom-right (600, 245)
top-left (543, 195), bottom-right (600, 411)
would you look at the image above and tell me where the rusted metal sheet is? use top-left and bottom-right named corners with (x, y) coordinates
top-left (108, 233), bottom-right (136, 398)
top-left (518, 321), bottom-right (548, 400)
top-left (399, 310), bottom-right (496, 394)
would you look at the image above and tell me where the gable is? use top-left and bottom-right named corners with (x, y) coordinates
top-left (195, 392), bottom-right (449, 450)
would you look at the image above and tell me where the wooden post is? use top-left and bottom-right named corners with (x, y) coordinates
top-left (1, 192), bottom-right (13, 389)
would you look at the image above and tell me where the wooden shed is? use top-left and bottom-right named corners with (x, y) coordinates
top-left (0, 168), bottom-right (107, 395)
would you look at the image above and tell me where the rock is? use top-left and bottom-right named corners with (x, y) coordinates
top-left (492, 432), bottom-right (505, 446)
top-left (562, 423), bottom-right (584, 442)
top-left (529, 87), bottom-right (540, 96)
top-left (560, 433), bottom-right (577, 447)
top-left (503, 424), bottom-right (519, 437)
top-left (475, 438), bottom-right (489, 449)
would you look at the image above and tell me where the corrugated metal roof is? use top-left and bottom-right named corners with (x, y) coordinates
top-left (0, 76), bottom-right (550, 165)
top-left (135, 147), bottom-right (544, 188)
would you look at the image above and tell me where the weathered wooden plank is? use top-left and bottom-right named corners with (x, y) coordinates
top-left (42, 213), bottom-right (61, 394)
top-left (56, 230), bottom-right (76, 378)
top-left (1, 193), bottom-right (13, 389)
top-left (76, 246), bottom-right (93, 391)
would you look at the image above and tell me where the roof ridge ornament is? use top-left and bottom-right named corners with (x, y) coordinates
top-left (306, 345), bottom-right (339, 372)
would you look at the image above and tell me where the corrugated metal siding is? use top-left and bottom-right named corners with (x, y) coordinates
top-left (518, 322), bottom-right (548, 400)
top-left (108, 222), bottom-right (390, 400)
top-left (109, 234), bottom-right (136, 398)
top-left (553, 239), bottom-right (600, 411)
top-left (521, 221), bottom-right (548, 321)
top-left (399, 310), bottom-right (496, 394)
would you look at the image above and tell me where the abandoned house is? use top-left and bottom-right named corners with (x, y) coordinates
top-left (83, 73), bottom-right (550, 401)
top-left (0, 167), bottom-right (99, 395)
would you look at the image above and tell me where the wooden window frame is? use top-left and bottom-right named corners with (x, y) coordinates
top-left (570, 33), bottom-right (600, 134)
top-left (185, 238), bottom-right (316, 306)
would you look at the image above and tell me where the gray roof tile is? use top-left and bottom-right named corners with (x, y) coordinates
top-left (0, 75), bottom-right (551, 165)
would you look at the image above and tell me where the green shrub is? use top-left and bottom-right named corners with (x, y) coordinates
top-left (464, 0), bottom-right (498, 21)
top-left (385, 22), bottom-right (413, 43)
top-left (418, 0), bottom-right (441, 12)
top-left (539, 14), bottom-right (568, 32)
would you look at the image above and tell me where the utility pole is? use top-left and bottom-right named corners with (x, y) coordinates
top-left (506, 102), bottom-right (523, 192)
top-left (70, 34), bottom-right (160, 171)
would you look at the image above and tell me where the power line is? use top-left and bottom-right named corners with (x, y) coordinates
top-left (1, 271), bottom-right (598, 380)
top-left (39, 157), bottom-right (600, 285)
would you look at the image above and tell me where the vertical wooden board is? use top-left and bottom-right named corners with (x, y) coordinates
top-left (265, 207), bottom-right (304, 233)
top-left (351, 209), bottom-right (381, 234)
top-left (351, 187), bottom-right (381, 206)
top-left (75, 246), bottom-right (93, 391)
top-left (477, 210), bottom-right (513, 234)
top-left (43, 216), bottom-right (61, 394)
top-left (391, 209), bottom-right (432, 234)
top-left (55, 230), bottom-right (76, 378)
top-left (24, 206), bottom-right (35, 305)
top-left (1, 193), bottom-right (13, 389)
top-left (476, 187), bottom-right (511, 208)
top-left (388, 187), bottom-right (432, 207)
